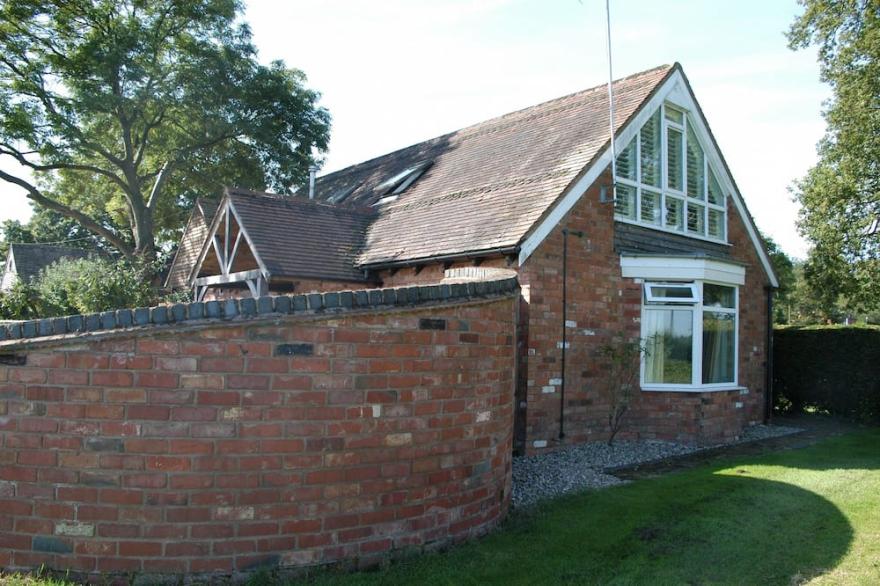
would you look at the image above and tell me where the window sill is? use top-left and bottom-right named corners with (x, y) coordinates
top-left (641, 385), bottom-right (747, 394)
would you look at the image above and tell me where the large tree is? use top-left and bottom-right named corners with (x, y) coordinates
top-left (788, 0), bottom-right (880, 312)
top-left (0, 0), bottom-right (330, 261)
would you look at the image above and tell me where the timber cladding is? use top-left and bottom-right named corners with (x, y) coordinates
top-left (0, 282), bottom-right (517, 579)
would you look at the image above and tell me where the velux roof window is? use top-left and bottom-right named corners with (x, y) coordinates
top-left (374, 161), bottom-right (432, 204)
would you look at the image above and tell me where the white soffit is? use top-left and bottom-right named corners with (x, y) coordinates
top-left (518, 66), bottom-right (779, 289)
top-left (620, 255), bottom-right (746, 286)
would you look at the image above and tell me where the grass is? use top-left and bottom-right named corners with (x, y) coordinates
top-left (3, 429), bottom-right (879, 586)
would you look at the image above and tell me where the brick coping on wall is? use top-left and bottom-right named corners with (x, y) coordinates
top-left (0, 277), bottom-right (520, 348)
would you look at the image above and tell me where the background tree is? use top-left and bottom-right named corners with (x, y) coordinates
top-left (0, 207), bottom-right (100, 259)
top-left (0, 0), bottom-right (330, 264)
top-left (787, 0), bottom-right (880, 313)
top-left (762, 232), bottom-right (797, 323)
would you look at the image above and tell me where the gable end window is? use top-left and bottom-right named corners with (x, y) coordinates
top-left (641, 280), bottom-right (738, 390)
top-left (614, 103), bottom-right (728, 242)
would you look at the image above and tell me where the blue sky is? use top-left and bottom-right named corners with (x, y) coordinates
top-left (0, 0), bottom-right (827, 258)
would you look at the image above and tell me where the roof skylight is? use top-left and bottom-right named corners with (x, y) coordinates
top-left (375, 161), bottom-right (432, 198)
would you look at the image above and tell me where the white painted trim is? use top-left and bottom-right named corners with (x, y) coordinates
top-left (620, 255), bottom-right (745, 286)
top-left (187, 195), bottom-right (271, 289)
top-left (614, 216), bottom-right (732, 247)
top-left (518, 67), bottom-right (779, 288)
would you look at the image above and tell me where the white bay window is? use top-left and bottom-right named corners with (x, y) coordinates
top-left (614, 103), bottom-right (728, 242)
top-left (642, 281), bottom-right (738, 390)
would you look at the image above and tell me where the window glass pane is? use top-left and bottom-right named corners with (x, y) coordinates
top-left (665, 105), bottom-right (684, 125)
top-left (640, 189), bottom-right (661, 225)
top-left (708, 167), bottom-right (724, 205)
top-left (703, 284), bottom-right (735, 308)
top-left (686, 125), bottom-right (705, 200)
top-left (708, 209), bottom-right (725, 239)
top-left (644, 309), bottom-right (693, 384)
top-left (614, 183), bottom-right (636, 220)
top-left (667, 127), bottom-right (683, 191)
top-left (665, 196), bottom-right (684, 232)
top-left (616, 138), bottom-right (637, 181)
top-left (687, 202), bottom-right (705, 235)
top-left (647, 284), bottom-right (697, 302)
top-left (702, 311), bottom-right (735, 383)
top-left (640, 110), bottom-right (662, 188)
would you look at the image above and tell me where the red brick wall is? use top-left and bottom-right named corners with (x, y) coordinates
top-left (0, 298), bottom-right (515, 578)
top-left (519, 170), bottom-right (771, 452)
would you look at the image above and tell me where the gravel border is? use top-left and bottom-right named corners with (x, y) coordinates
top-left (512, 424), bottom-right (802, 508)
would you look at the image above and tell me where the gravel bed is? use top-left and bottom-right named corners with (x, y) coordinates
top-left (512, 424), bottom-right (802, 508)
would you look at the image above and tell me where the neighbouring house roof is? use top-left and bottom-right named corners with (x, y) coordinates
top-left (175, 62), bottom-right (778, 289)
top-left (216, 189), bottom-right (375, 283)
top-left (3, 243), bottom-right (93, 284)
top-left (165, 199), bottom-right (219, 289)
top-left (313, 64), bottom-right (674, 267)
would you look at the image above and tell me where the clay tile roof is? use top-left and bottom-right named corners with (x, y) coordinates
top-left (313, 63), bottom-right (675, 266)
top-left (227, 189), bottom-right (375, 283)
top-left (6, 243), bottom-right (93, 282)
top-left (165, 198), bottom-right (218, 289)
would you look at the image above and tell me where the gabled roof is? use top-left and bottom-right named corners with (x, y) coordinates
top-left (313, 64), bottom-right (675, 266)
top-left (5, 243), bottom-right (92, 282)
top-left (219, 189), bottom-right (374, 283)
top-left (176, 63), bottom-right (778, 288)
top-left (165, 199), bottom-right (218, 289)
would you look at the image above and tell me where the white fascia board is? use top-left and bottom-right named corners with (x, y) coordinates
top-left (620, 255), bottom-right (746, 286)
top-left (518, 68), bottom-right (779, 289)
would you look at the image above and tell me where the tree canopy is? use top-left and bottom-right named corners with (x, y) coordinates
top-left (0, 0), bottom-right (330, 261)
top-left (788, 0), bottom-right (880, 313)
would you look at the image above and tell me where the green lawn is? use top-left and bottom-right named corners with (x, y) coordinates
top-left (301, 429), bottom-right (880, 585)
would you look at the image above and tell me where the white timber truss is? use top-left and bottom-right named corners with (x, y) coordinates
top-left (188, 197), bottom-right (270, 301)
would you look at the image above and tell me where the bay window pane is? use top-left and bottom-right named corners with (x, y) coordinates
top-left (686, 125), bottom-right (705, 200)
top-left (640, 110), bottom-right (662, 188)
top-left (703, 284), bottom-right (735, 308)
top-left (616, 137), bottom-right (637, 181)
top-left (667, 127), bottom-right (683, 191)
top-left (702, 311), bottom-right (735, 383)
top-left (644, 309), bottom-right (693, 384)
top-left (665, 196), bottom-right (684, 231)
top-left (640, 189), bottom-right (661, 225)
top-left (614, 183), bottom-right (636, 220)
top-left (687, 202), bottom-right (705, 235)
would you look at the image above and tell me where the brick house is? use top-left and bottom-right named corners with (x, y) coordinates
top-left (168, 63), bottom-right (778, 453)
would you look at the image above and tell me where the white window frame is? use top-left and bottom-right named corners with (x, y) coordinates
top-left (614, 102), bottom-right (729, 244)
top-left (640, 280), bottom-right (740, 392)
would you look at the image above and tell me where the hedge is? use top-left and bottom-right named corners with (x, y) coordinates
top-left (774, 326), bottom-right (880, 422)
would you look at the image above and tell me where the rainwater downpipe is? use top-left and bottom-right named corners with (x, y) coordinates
top-left (559, 228), bottom-right (585, 440)
top-left (765, 286), bottom-right (775, 423)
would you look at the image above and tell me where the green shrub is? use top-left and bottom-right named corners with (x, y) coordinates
top-left (774, 326), bottom-right (880, 422)
top-left (0, 256), bottom-right (160, 319)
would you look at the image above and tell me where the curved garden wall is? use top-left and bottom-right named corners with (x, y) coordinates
top-left (0, 279), bottom-right (517, 579)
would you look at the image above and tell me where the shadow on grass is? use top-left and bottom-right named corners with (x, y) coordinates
top-left (297, 459), bottom-right (856, 585)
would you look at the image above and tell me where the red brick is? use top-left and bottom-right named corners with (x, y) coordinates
top-left (136, 372), bottom-right (179, 389)
top-left (127, 405), bottom-right (170, 420)
top-left (136, 339), bottom-right (179, 354)
top-left (91, 371), bottom-right (134, 387)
